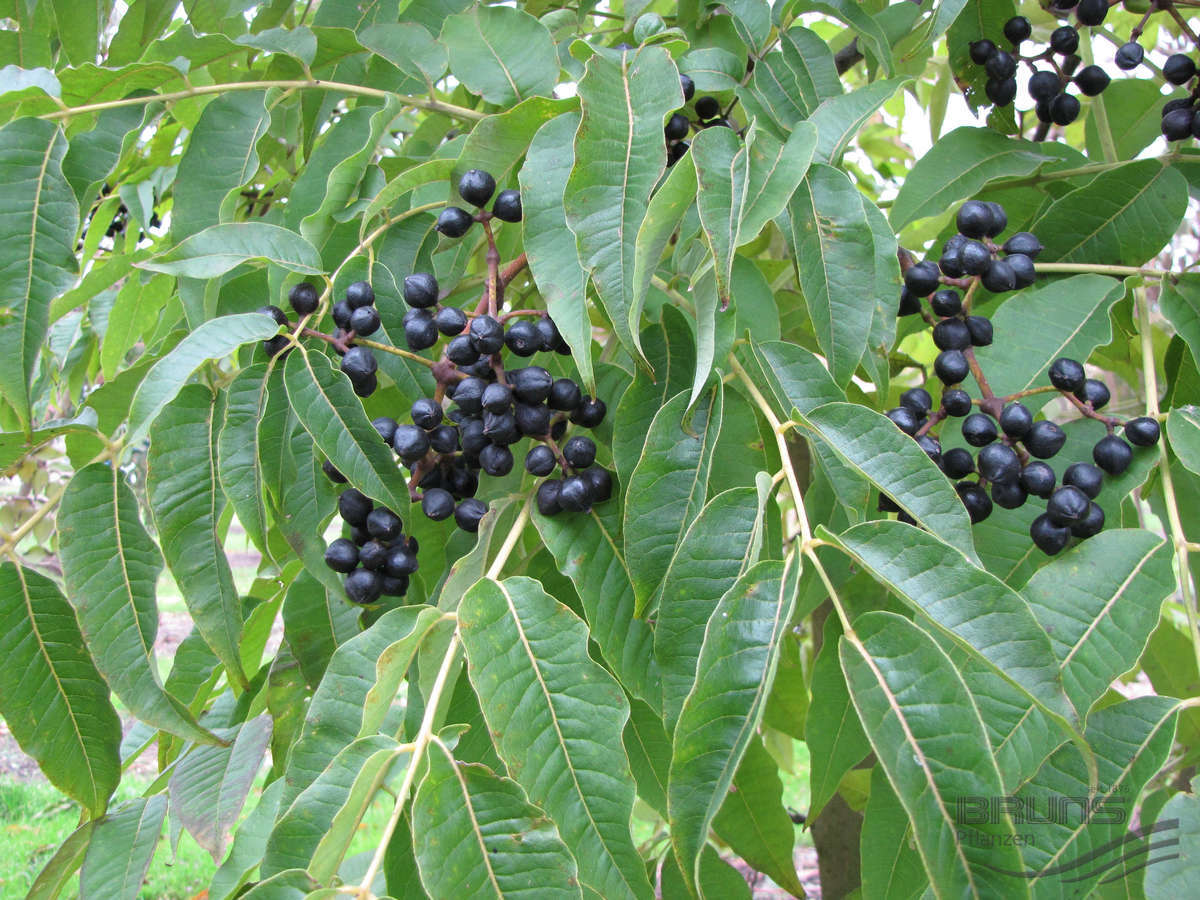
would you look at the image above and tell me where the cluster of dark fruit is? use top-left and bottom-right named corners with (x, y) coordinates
top-left (1159, 51), bottom-right (1200, 141)
top-left (431, 168), bottom-right (521, 239)
top-left (968, 3), bottom-right (1156, 129)
top-left (664, 75), bottom-right (741, 167)
top-left (889, 199), bottom-right (1163, 554)
top-left (321, 478), bottom-right (420, 605)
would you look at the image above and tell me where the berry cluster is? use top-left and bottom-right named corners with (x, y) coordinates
top-left (433, 168), bottom-right (521, 239)
top-left (967, 3), bottom-right (1198, 139)
top-left (321, 480), bottom-right (420, 604)
top-left (891, 200), bottom-right (1162, 555)
top-left (664, 74), bottom-right (743, 167)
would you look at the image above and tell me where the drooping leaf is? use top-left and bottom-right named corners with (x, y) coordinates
top-left (738, 27), bottom-right (840, 133)
top-left (1168, 406), bottom-right (1200, 475)
top-left (564, 47), bottom-right (681, 366)
top-left (413, 744), bottom-right (583, 899)
top-left (738, 122), bottom-right (817, 246)
top-left (808, 77), bottom-right (909, 165)
top-left (147, 384), bottom-right (246, 686)
top-left (281, 569), bottom-right (360, 689)
top-left (59, 462), bottom-right (215, 744)
top-left (458, 576), bottom-right (652, 900)
top-left (138, 222), bottom-right (324, 278)
top-left (0, 407), bottom-right (98, 471)
top-left (1143, 776), bottom-right (1200, 899)
top-left (217, 363), bottom-right (273, 556)
top-left (0, 117), bottom-right (77, 428)
top-left (359, 22), bottom-right (448, 85)
top-left (440, 5), bottom-right (558, 105)
top-left (0, 562), bottom-right (121, 817)
top-left (692, 125), bottom-right (748, 315)
top-left (660, 845), bottom-right (752, 899)
top-left (668, 557), bottom-right (801, 894)
top-left (208, 779), bottom-right (285, 900)
top-left (26, 821), bottom-right (93, 900)
top-left (80, 796), bottom-right (168, 900)
top-left (860, 764), bottom-right (928, 900)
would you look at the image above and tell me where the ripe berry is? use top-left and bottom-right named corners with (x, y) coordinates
top-left (510, 366), bottom-right (553, 404)
top-left (1000, 403), bottom-right (1033, 439)
top-left (694, 96), bottom-right (720, 119)
top-left (992, 480), bottom-right (1028, 509)
top-left (985, 50), bottom-right (1017, 81)
top-left (939, 239), bottom-right (966, 278)
top-left (384, 543), bottom-right (419, 580)
top-left (429, 425), bottom-right (459, 454)
top-left (665, 112), bottom-right (690, 141)
top-left (1093, 434), bottom-right (1133, 475)
top-left (436, 207), bottom-right (473, 237)
top-left (1076, 0), bottom-right (1109, 26)
top-left (572, 397), bottom-right (607, 428)
top-left (341, 346), bottom-right (377, 381)
top-left (339, 488), bottom-right (372, 526)
top-left (392, 425), bottom-right (431, 464)
top-left (1003, 232), bottom-right (1044, 258)
top-left (446, 334), bottom-right (480, 366)
top-left (332, 300), bottom-right (353, 330)
top-left (1071, 502), bottom-right (1105, 538)
top-left (289, 282), bottom-right (319, 316)
top-left (258, 304), bottom-right (288, 327)
top-left (1004, 16), bottom-right (1032, 44)
top-left (984, 202), bottom-right (1007, 237)
top-left (1031, 514), bottom-right (1071, 555)
top-left (435, 306), bottom-right (467, 336)
top-left (942, 388), bottom-right (973, 416)
top-left (933, 318), bottom-right (971, 351)
top-left (262, 335), bottom-right (290, 358)
top-left (403, 309), bottom-right (439, 350)
top-left (942, 447), bottom-right (975, 478)
top-left (1163, 54), bottom-right (1196, 85)
top-left (479, 444), bottom-right (514, 477)
top-left (982, 259), bottom-right (1017, 293)
top-left (680, 74), bottom-right (695, 101)
top-left (453, 378), bottom-right (486, 415)
top-left (931, 290), bottom-right (962, 317)
top-left (505, 320), bottom-right (541, 356)
top-left (935, 350), bottom-right (969, 385)
top-left (966, 316), bottom-right (994, 347)
top-left (447, 466), bottom-right (477, 498)
top-left (458, 169), bottom-right (496, 207)
top-left (1075, 379), bottom-right (1110, 409)
top-left (536, 479), bottom-right (562, 516)
top-left (956, 482), bottom-right (993, 524)
top-left (422, 488), bottom-right (455, 521)
top-left (404, 273), bottom-right (439, 308)
top-left (372, 416), bottom-right (398, 445)
top-left (1050, 93), bottom-right (1081, 126)
top-left (549, 378), bottom-right (583, 411)
top-left (492, 189), bottom-right (522, 222)
top-left (563, 435), bottom-right (597, 468)
top-left (359, 540), bottom-right (389, 571)
top-left (583, 467), bottom-right (614, 502)
top-left (1028, 71), bottom-right (1061, 102)
top-left (1124, 417), bottom-right (1160, 446)
top-left (1114, 42), bottom-right (1143, 71)
top-left (367, 507), bottom-right (403, 542)
top-left (352, 373), bottom-right (377, 398)
top-left (899, 288), bottom-right (922, 316)
top-left (917, 435), bottom-right (942, 465)
top-left (459, 419), bottom-right (487, 456)
top-left (962, 412), bottom-right (998, 446)
top-left (483, 411), bottom-right (519, 445)
top-left (323, 459), bottom-right (347, 483)
top-left (1024, 420), bottom-right (1067, 459)
top-left (978, 442), bottom-right (1020, 484)
top-left (904, 261), bottom-right (941, 296)
top-left (1074, 65), bottom-right (1110, 96)
top-left (380, 575), bottom-right (409, 597)
top-left (349, 305), bottom-right (380, 336)
top-left (411, 398), bottom-right (444, 430)
top-left (1020, 461), bottom-right (1057, 498)
top-left (535, 317), bottom-right (569, 354)
top-left (344, 569), bottom-right (382, 604)
top-left (1063, 462), bottom-right (1104, 499)
top-left (1049, 358), bottom-right (1086, 393)
top-left (1005, 253), bottom-right (1036, 289)
top-left (1050, 26), bottom-right (1080, 56)
top-left (959, 240), bottom-right (992, 275)
top-left (454, 498), bottom-right (488, 533)
top-left (515, 403), bottom-right (551, 437)
top-left (1035, 99), bottom-right (1054, 125)
top-left (324, 538), bottom-right (358, 573)
top-left (986, 77), bottom-right (1018, 107)
top-left (900, 388), bottom-right (933, 415)
top-left (480, 383), bottom-right (512, 415)
top-left (526, 444), bottom-right (557, 476)
top-left (469, 315), bottom-right (505, 355)
top-left (957, 201), bottom-right (993, 239)
top-left (969, 39), bottom-right (998, 65)
top-left (345, 281), bottom-right (375, 309)
top-left (558, 475), bottom-right (593, 512)
top-left (1162, 108), bottom-right (1194, 142)
top-left (1047, 485), bottom-right (1090, 525)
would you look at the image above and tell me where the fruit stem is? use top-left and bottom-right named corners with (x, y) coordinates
top-left (1135, 286), bottom-right (1200, 674)
top-left (1130, 3), bottom-right (1159, 42)
top-left (499, 253), bottom-right (529, 289)
top-left (37, 79), bottom-right (486, 123)
top-left (995, 155), bottom-right (1172, 191)
top-left (1061, 390), bottom-right (1122, 428)
top-left (963, 347), bottom-right (998, 406)
top-left (1162, 1), bottom-right (1200, 50)
top-left (482, 219), bottom-right (501, 317)
top-left (300, 327), bottom-right (438, 369)
top-left (1079, 33), bottom-right (1120, 164)
top-left (1005, 385), bottom-right (1063, 401)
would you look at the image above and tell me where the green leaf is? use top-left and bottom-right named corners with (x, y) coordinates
top-left (802, 402), bottom-right (976, 557)
top-left (564, 47), bottom-right (681, 366)
top-left (101, 272), bottom-right (172, 380)
top-left (738, 28), bottom-right (840, 132)
top-left (217, 363), bottom-right (273, 557)
top-left (535, 486), bottom-right (660, 710)
top-left (27, 821), bottom-right (93, 900)
top-left (789, 164), bottom-right (892, 387)
top-left (59, 462), bottom-right (214, 744)
top-left (655, 486), bottom-right (763, 729)
top-left (823, 520), bottom-right (1078, 729)
top-left (738, 339), bottom-right (843, 422)
top-left (692, 125), bottom-right (748, 315)
top-left (281, 569), bottom-right (360, 689)
top-left (60, 103), bottom-right (145, 206)
top-left (0, 407), bottom-right (98, 471)
top-left (970, 274), bottom-right (1126, 397)
top-left (49, 0), bottom-right (99, 65)
top-left (80, 796), bottom-right (168, 900)
top-left (1144, 776), bottom-right (1200, 899)
top-left (1085, 78), bottom-right (1177, 163)
top-left (738, 121), bottom-right (816, 246)
top-left (624, 385), bottom-right (723, 614)
top-left (0, 562), bottom-right (121, 817)
top-left (1031, 161), bottom-right (1189, 267)
top-left (889, 127), bottom-right (1064, 231)
top-left (239, 869), bottom-right (321, 899)
top-left (1161, 275), bottom-right (1200, 366)
top-left (172, 91), bottom-right (270, 242)
top-left (458, 576), bottom-right (652, 900)
top-left (360, 158), bottom-right (455, 238)
top-left (679, 47), bottom-right (746, 91)
top-left (208, 779), bottom-right (284, 900)
top-left (860, 764), bottom-right (928, 900)
top-left (808, 1), bottom-right (893, 74)
top-left (0, 117), bottom-right (77, 429)
top-left (282, 346), bottom-right (411, 514)
top-left (169, 715), bottom-right (272, 861)
top-left (280, 604), bottom-right (443, 812)
top-left (840, 612), bottom-right (1028, 898)
top-left (948, 0), bottom-right (1017, 115)
top-left (520, 112), bottom-right (593, 391)
top-left (1168, 406), bottom-right (1200, 475)
top-left (126, 312), bottom-right (280, 446)
top-left (458, 96), bottom-right (574, 187)
top-left (1021, 530), bottom-right (1175, 716)
top-left (147, 384), bottom-right (246, 687)
top-left (359, 22), bottom-right (448, 84)
top-left (809, 77), bottom-right (909, 165)
top-left (413, 744), bottom-right (584, 899)
top-left (138, 222), bottom-right (323, 278)
top-left (660, 846), bottom-right (751, 899)
top-left (668, 557), bottom-right (801, 894)
top-left (441, 5), bottom-right (558, 105)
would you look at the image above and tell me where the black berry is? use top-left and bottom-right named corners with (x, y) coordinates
top-left (1047, 485), bottom-right (1090, 525)
top-left (563, 435), bottom-right (596, 469)
top-left (904, 261), bottom-right (941, 297)
top-left (1000, 403), bottom-right (1033, 439)
top-left (1074, 65), bottom-right (1110, 96)
top-left (1071, 502), bottom-right (1105, 538)
top-left (1076, 0), bottom-right (1108, 27)
top-left (338, 488), bottom-right (372, 527)
top-left (1049, 357), bottom-right (1086, 393)
top-left (942, 447), bottom-right (975, 478)
top-left (900, 388), bottom-right (933, 415)
top-left (558, 475), bottom-right (592, 512)
top-left (1003, 16), bottom-right (1032, 44)
top-left (505, 320), bottom-right (541, 356)
top-left (1114, 42), bottom-right (1143, 71)
top-left (458, 169), bottom-right (496, 207)
top-left (536, 479), bottom-right (562, 516)
top-left (1024, 420), bottom-right (1067, 459)
top-left (403, 309), bottom-right (439, 350)
top-left (422, 488), bottom-right (455, 521)
top-left (479, 444), bottom-right (514, 477)
top-left (935, 350), bottom-right (970, 385)
top-left (991, 480), bottom-right (1028, 509)
top-left (1124, 417), bottom-right (1160, 446)
top-left (492, 189), bottom-right (522, 222)
top-left (469, 315), bottom-right (505, 355)
top-left (436, 207), bottom-right (474, 238)
top-left (969, 39), bottom-right (998, 65)
top-left (345, 281), bottom-right (375, 309)
top-left (324, 538), bottom-right (358, 573)
top-left (1003, 232), bottom-right (1043, 258)
top-left (1031, 514), bottom-right (1071, 555)
top-left (435, 306), bottom-right (467, 336)
top-left (455, 498), bottom-right (488, 532)
top-left (1020, 461), bottom-right (1057, 498)
top-left (1063, 462), bottom-right (1104, 499)
top-left (1075, 379), bottom-right (1110, 409)
top-left (1163, 54), bottom-right (1196, 85)
top-left (392, 424), bottom-right (431, 464)
top-left (930, 290), bottom-right (962, 317)
top-left (966, 316), bottom-right (994, 347)
top-left (411, 398), bottom-right (444, 430)
top-left (289, 282), bottom-right (319, 316)
top-left (956, 482), bottom-right (993, 524)
top-left (942, 388), bottom-right (973, 416)
top-left (349, 305), bottom-right (380, 336)
top-left (1093, 434), bottom-right (1133, 475)
top-left (344, 569), bottom-right (382, 604)
top-left (526, 444), bottom-right (557, 476)
top-left (1050, 26), bottom-right (1080, 56)
top-left (404, 273), bottom-right (439, 308)
top-left (962, 412), bottom-right (998, 446)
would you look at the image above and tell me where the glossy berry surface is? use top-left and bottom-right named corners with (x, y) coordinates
top-left (1124, 417), bottom-right (1161, 446)
top-left (289, 281), bottom-right (319, 315)
top-left (1031, 514), bottom-right (1071, 555)
top-left (458, 169), bottom-right (496, 207)
top-left (492, 189), bottom-right (522, 222)
top-left (942, 389), bottom-right (973, 417)
top-left (1093, 434), bottom-right (1133, 475)
top-left (436, 206), bottom-right (474, 237)
top-left (1049, 357), bottom-right (1086, 393)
